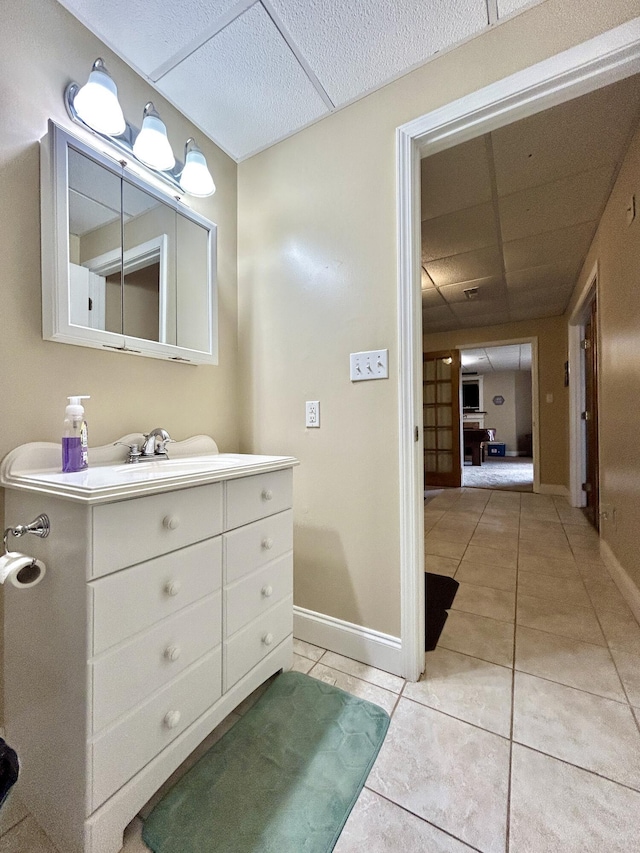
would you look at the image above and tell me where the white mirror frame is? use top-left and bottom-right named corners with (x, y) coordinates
top-left (41, 120), bottom-right (218, 364)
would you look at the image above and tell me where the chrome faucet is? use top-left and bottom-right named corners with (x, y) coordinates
top-left (115, 428), bottom-right (174, 463)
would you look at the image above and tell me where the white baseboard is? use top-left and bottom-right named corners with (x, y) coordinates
top-left (600, 540), bottom-right (640, 625)
top-left (293, 606), bottom-right (403, 677)
top-left (506, 450), bottom-right (519, 457)
top-left (538, 483), bottom-right (569, 496)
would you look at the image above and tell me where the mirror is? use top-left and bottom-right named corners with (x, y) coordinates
top-left (42, 121), bottom-right (217, 364)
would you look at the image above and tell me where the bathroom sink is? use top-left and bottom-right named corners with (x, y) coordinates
top-left (0, 441), bottom-right (298, 504)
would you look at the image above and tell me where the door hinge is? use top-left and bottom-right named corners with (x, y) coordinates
top-left (580, 339), bottom-right (591, 350)
top-left (582, 482), bottom-right (592, 492)
top-left (581, 410), bottom-right (590, 421)
top-left (415, 426), bottom-right (419, 442)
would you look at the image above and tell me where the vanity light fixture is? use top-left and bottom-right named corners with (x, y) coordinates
top-left (180, 138), bottom-right (216, 197)
top-left (69, 58), bottom-right (126, 136)
top-left (133, 102), bottom-right (175, 171)
top-left (64, 59), bottom-right (215, 198)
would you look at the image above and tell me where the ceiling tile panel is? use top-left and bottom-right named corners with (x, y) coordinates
top-left (425, 246), bottom-right (503, 288)
top-left (505, 266), bottom-right (574, 293)
top-left (421, 136), bottom-right (492, 220)
top-left (498, 165), bottom-right (614, 243)
top-left (503, 221), bottom-right (595, 273)
top-left (421, 288), bottom-right (448, 306)
top-left (156, 3), bottom-right (329, 159)
top-left (438, 276), bottom-right (506, 304)
top-left (422, 203), bottom-right (499, 262)
top-left (451, 298), bottom-right (507, 319)
top-left (492, 76), bottom-right (640, 196)
top-left (455, 312), bottom-right (511, 329)
top-left (57, 0), bottom-right (239, 76)
top-left (267, 0), bottom-right (488, 105)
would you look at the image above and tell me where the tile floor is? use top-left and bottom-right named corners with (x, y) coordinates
top-left (2, 488), bottom-right (640, 852)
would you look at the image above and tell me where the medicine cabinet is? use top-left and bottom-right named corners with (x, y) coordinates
top-left (41, 121), bottom-right (218, 364)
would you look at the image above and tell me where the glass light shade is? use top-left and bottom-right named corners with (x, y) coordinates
top-left (73, 59), bottom-right (126, 136)
top-left (179, 139), bottom-right (216, 197)
top-left (132, 103), bottom-right (175, 171)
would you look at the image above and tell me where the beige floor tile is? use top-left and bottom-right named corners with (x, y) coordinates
top-left (320, 651), bottom-right (404, 693)
top-left (0, 816), bottom-right (59, 852)
top-left (515, 625), bottom-right (626, 702)
top-left (292, 638), bottom-right (325, 661)
top-left (513, 671), bottom-right (640, 790)
top-left (432, 515), bottom-right (478, 535)
top-left (451, 582), bottom-right (515, 623)
top-left (598, 608), bottom-right (640, 656)
top-left (610, 647), bottom-right (640, 706)
top-left (308, 663), bottom-right (398, 714)
top-left (0, 793), bottom-right (29, 837)
top-left (424, 536), bottom-right (469, 561)
top-left (469, 528), bottom-right (519, 553)
top-left (463, 543), bottom-right (517, 569)
top-left (368, 700), bottom-right (509, 853)
top-left (518, 538), bottom-right (574, 562)
top-left (517, 552), bottom-right (579, 579)
top-left (425, 554), bottom-right (461, 576)
top-left (517, 573), bottom-right (591, 608)
top-left (454, 561), bottom-right (516, 592)
top-left (517, 594), bottom-right (606, 646)
top-left (571, 547), bottom-right (605, 565)
top-left (583, 577), bottom-right (632, 615)
top-left (438, 609), bottom-right (515, 667)
top-left (291, 653), bottom-right (315, 674)
top-left (519, 507), bottom-right (560, 523)
top-left (510, 744), bottom-right (640, 853)
top-left (480, 510), bottom-right (520, 528)
top-left (519, 516), bottom-right (563, 533)
top-left (334, 788), bottom-right (475, 853)
top-left (429, 525), bottom-right (474, 544)
top-left (574, 558), bottom-right (610, 580)
top-left (405, 647), bottom-right (512, 736)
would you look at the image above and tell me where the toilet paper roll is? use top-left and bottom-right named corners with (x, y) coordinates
top-left (0, 552), bottom-right (46, 589)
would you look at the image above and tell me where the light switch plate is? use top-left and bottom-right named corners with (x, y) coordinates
top-left (350, 349), bottom-right (389, 381)
top-left (305, 401), bottom-right (320, 427)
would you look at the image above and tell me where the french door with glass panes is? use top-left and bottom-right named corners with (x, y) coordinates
top-left (423, 350), bottom-right (461, 488)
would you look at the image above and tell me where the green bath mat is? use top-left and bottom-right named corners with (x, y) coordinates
top-left (142, 670), bottom-right (390, 853)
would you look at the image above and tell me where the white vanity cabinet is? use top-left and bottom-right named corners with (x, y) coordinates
top-left (1, 447), bottom-right (297, 853)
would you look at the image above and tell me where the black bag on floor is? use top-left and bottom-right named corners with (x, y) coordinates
top-left (0, 739), bottom-right (19, 808)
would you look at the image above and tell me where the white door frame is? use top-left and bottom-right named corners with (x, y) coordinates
top-left (457, 337), bottom-right (540, 491)
top-left (396, 18), bottom-right (640, 681)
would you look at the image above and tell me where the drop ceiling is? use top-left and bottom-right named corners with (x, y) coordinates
top-left (421, 75), bottom-right (640, 332)
top-left (56, 0), bottom-right (539, 161)
top-left (461, 344), bottom-right (531, 374)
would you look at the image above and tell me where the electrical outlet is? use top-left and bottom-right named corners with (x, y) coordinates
top-left (305, 401), bottom-right (320, 428)
top-left (350, 349), bottom-right (389, 382)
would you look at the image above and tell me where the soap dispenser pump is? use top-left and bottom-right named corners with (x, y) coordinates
top-left (62, 396), bottom-right (90, 473)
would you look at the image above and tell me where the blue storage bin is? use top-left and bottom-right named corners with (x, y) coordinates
top-left (487, 443), bottom-right (506, 457)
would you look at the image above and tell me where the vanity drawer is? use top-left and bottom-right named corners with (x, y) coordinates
top-left (224, 595), bottom-right (293, 691)
top-left (224, 555), bottom-right (292, 637)
top-left (91, 646), bottom-right (222, 812)
top-left (91, 591), bottom-right (222, 733)
top-left (224, 509), bottom-right (293, 584)
top-left (92, 482), bottom-right (223, 578)
top-left (91, 537), bottom-right (222, 655)
top-left (225, 470), bottom-right (292, 531)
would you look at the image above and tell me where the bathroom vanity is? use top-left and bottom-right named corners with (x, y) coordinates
top-left (0, 437), bottom-right (298, 853)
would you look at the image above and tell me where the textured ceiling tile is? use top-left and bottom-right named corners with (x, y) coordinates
top-left (268, 0), bottom-right (488, 105)
top-left (57, 0), bottom-right (239, 76)
top-left (69, 191), bottom-right (118, 236)
top-left (502, 221), bottom-right (595, 273)
top-left (421, 136), bottom-right (492, 220)
top-left (426, 246), bottom-right (503, 288)
top-left (157, 3), bottom-right (329, 159)
top-left (421, 288), bottom-right (447, 306)
top-left (492, 76), bottom-right (640, 196)
top-left (509, 304), bottom-right (564, 322)
top-left (422, 203), bottom-right (498, 263)
top-left (498, 165), bottom-right (614, 243)
top-left (438, 276), bottom-right (506, 304)
top-left (505, 266), bottom-right (574, 293)
top-left (451, 298), bottom-right (507, 319)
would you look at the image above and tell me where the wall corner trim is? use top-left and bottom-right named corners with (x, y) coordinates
top-left (600, 540), bottom-right (640, 625)
top-left (293, 606), bottom-right (403, 678)
top-left (538, 484), bottom-right (570, 496)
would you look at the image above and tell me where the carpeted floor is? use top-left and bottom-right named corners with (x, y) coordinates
top-left (462, 457), bottom-right (533, 491)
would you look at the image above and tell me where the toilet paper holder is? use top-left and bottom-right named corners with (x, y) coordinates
top-left (3, 514), bottom-right (50, 556)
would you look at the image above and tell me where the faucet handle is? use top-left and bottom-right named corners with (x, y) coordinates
top-left (114, 441), bottom-right (142, 463)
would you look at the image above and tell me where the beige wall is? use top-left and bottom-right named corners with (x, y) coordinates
top-left (515, 371), bottom-right (533, 453)
top-left (238, 0), bottom-right (636, 636)
top-left (0, 0), bottom-right (238, 715)
top-left (482, 371), bottom-right (517, 452)
top-left (568, 120), bottom-right (640, 591)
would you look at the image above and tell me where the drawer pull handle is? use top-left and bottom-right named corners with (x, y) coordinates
top-left (163, 710), bottom-right (181, 729)
top-left (164, 580), bottom-right (181, 597)
top-left (262, 632), bottom-right (274, 646)
top-left (163, 515), bottom-right (180, 530)
top-left (262, 489), bottom-right (273, 501)
top-left (164, 645), bottom-right (181, 662)
top-left (261, 585), bottom-right (273, 598)
top-left (262, 537), bottom-right (274, 550)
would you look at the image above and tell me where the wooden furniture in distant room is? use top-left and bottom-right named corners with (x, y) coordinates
top-left (463, 427), bottom-right (496, 466)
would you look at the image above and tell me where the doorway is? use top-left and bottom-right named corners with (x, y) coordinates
top-left (396, 21), bottom-right (640, 680)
